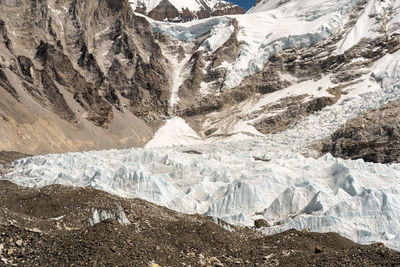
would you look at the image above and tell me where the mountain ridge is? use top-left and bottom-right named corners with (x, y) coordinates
top-left (129, 0), bottom-right (245, 22)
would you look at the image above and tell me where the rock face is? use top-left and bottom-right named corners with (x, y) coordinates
top-left (322, 101), bottom-right (400, 163)
top-left (130, 0), bottom-right (245, 22)
top-left (0, 0), bottom-right (171, 154)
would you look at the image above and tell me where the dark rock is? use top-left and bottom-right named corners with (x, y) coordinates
top-left (204, 128), bottom-right (218, 136)
top-left (315, 246), bottom-right (324, 253)
top-left (254, 219), bottom-right (269, 228)
top-left (0, 69), bottom-right (18, 101)
top-left (183, 150), bottom-right (202, 155)
top-left (253, 95), bottom-right (340, 135)
top-left (0, 180), bottom-right (398, 266)
top-left (322, 101), bottom-right (400, 163)
top-left (253, 156), bottom-right (271, 162)
top-left (0, 0), bottom-right (170, 152)
top-left (17, 56), bottom-right (34, 82)
top-left (147, 0), bottom-right (182, 22)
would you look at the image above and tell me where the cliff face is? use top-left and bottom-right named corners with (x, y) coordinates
top-left (322, 101), bottom-right (400, 163)
top-left (130, 0), bottom-right (245, 22)
top-left (0, 0), bottom-right (171, 154)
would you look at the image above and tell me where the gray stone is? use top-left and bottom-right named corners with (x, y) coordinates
top-left (322, 101), bottom-right (400, 163)
top-left (254, 219), bottom-right (270, 228)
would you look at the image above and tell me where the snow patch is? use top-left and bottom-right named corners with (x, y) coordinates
top-left (145, 117), bottom-right (202, 148)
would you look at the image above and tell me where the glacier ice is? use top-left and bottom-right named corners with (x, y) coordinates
top-left (2, 143), bottom-right (400, 250)
top-left (88, 208), bottom-right (131, 226)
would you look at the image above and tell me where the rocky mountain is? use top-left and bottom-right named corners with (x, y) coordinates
top-left (0, 0), bottom-right (174, 154)
top-left (1, 0), bottom-right (400, 159)
top-left (129, 0), bottom-right (245, 22)
top-left (144, 0), bottom-right (400, 157)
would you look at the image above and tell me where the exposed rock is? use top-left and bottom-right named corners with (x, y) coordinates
top-left (0, 69), bottom-right (18, 101)
top-left (186, 1), bottom-right (400, 137)
top-left (0, 0), bottom-right (170, 153)
top-left (253, 156), bottom-right (271, 162)
top-left (254, 219), bottom-right (270, 228)
top-left (147, 0), bottom-right (182, 22)
top-left (0, 151), bottom-right (29, 165)
top-left (253, 94), bottom-right (341, 135)
top-left (1, 0), bottom-right (400, 155)
top-left (183, 150), bottom-right (202, 155)
top-left (322, 101), bottom-right (400, 163)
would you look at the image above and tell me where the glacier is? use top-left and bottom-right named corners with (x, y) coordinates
top-left (3, 138), bottom-right (400, 250)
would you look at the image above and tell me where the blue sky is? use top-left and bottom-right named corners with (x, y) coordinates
top-left (228, 0), bottom-right (256, 10)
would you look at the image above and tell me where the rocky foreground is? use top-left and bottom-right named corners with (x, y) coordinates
top-left (0, 153), bottom-right (399, 266)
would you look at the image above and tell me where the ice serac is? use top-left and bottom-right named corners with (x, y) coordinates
top-left (0, 0), bottom-right (173, 154)
top-left (129, 0), bottom-right (245, 22)
top-left (3, 141), bottom-right (400, 251)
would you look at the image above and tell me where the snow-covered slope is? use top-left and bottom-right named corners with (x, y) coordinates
top-left (146, 0), bottom-right (400, 139)
top-left (336, 0), bottom-right (400, 53)
top-left (149, 0), bottom-right (399, 89)
top-left (150, 0), bottom-right (363, 90)
top-left (130, 0), bottom-right (228, 14)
